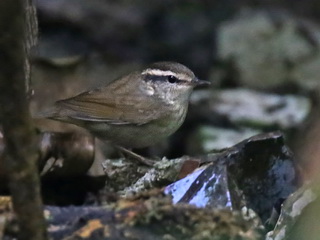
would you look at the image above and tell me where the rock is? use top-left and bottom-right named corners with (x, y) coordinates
top-left (103, 157), bottom-right (201, 195)
top-left (165, 162), bottom-right (243, 209)
top-left (222, 131), bottom-right (298, 222)
top-left (266, 183), bottom-right (318, 240)
top-left (191, 89), bottom-right (310, 130)
top-left (217, 9), bottom-right (320, 89)
top-left (166, 132), bottom-right (299, 222)
top-left (187, 125), bottom-right (260, 153)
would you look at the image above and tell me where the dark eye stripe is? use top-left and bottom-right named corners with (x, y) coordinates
top-left (143, 74), bottom-right (185, 84)
top-left (143, 74), bottom-right (166, 82)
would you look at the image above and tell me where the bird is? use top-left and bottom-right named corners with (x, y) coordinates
top-left (41, 61), bottom-right (209, 164)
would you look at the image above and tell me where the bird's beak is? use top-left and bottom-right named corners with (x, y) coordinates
top-left (191, 77), bottom-right (211, 87)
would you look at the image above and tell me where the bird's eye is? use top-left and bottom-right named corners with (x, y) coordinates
top-left (167, 75), bottom-right (178, 84)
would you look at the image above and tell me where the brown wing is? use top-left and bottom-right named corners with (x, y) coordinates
top-left (51, 73), bottom-right (162, 125)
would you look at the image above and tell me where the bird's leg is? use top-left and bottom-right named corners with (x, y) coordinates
top-left (115, 146), bottom-right (155, 166)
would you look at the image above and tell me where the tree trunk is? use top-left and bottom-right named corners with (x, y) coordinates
top-left (0, 1), bottom-right (47, 240)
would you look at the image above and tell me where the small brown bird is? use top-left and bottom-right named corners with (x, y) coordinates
top-left (42, 62), bottom-right (209, 162)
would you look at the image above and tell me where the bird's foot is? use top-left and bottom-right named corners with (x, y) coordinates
top-left (116, 146), bottom-right (155, 166)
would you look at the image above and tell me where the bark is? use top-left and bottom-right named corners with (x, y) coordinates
top-left (0, 1), bottom-right (47, 240)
